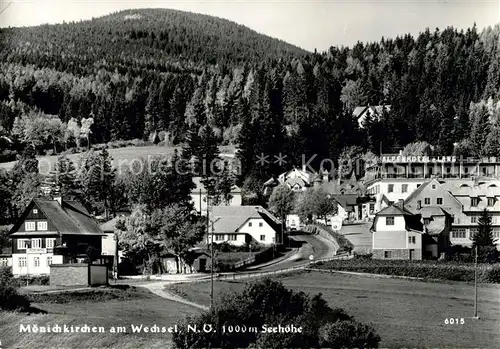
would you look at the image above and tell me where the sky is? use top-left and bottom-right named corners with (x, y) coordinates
top-left (0, 0), bottom-right (499, 52)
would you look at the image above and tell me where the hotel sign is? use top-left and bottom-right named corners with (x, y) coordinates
top-left (27, 248), bottom-right (47, 254)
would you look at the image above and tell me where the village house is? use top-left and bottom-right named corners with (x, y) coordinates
top-left (365, 153), bottom-right (500, 180)
top-left (207, 206), bottom-right (281, 246)
top-left (191, 176), bottom-right (242, 214)
top-left (370, 200), bottom-right (451, 260)
top-left (8, 197), bottom-right (104, 276)
top-left (263, 166), bottom-right (315, 195)
top-left (353, 104), bottom-right (391, 128)
top-left (403, 178), bottom-right (500, 249)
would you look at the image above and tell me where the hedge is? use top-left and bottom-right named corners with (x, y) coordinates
top-left (314, 258), bottom-right (500, 283)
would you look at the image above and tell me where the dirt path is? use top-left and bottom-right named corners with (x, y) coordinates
top-left (138, 281), bottom-right (209, 311)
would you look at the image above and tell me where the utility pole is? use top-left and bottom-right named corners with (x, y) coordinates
top-left (473, 245), bottom-right (479, 319)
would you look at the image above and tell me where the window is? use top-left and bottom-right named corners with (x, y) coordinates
top-left (34, 257), bottom-right (40, 268)
top-left (228, 234), bottom-right (237, 241)
top-left (384, 251), bottom-right (392, 258)
top-left (45, 238), bottom-right (56, 248)
top-left (402, 184), bottom-right (408, 193)
top-left (17, 239), bottom-right (29, 250)
top-left (469, 229), bottom-right (478, 239)
top-left (32, 209), bottom-right (38, 214)
top-left (25, 222), bottom-right (35, 231)
top-left (260, 235), bottom-right (265, 241)
top-left (437, 198), bottom-right (443, 205)
top-left (432, 184), bottom-right (436, 189)
top-left (488, 197), bottom-right (495, 206)
top-left (423, 218), bottom-right (431, 225)
top-left (0, 258), bottom-right (8, 266)
top-left (471, 215), bottom-right (477, 224)
top-left (386, 217), bottom-right (394, 226)
top-left (31, 238), bottom-right (42, 249)
top-left (248, 222), bottom-right (252, 227)
top-left (388, 184), bottom-right (394, 193)
top-left (47, 257), bottom-right (52, 266)
top-left (492, 230), bottom-right (500, 239)
top-left (424, 198), bottom-right (430, 205)
top-left (18, 257), bottom-right (27, 268)
top-left (471, 198), bottom-right (479, 207)
top-left (408, 236), bottom-right (416, 244)
top-left (451, 229), bottom-right (466, 239)
top-left (37, 221), bottom-right (48, 231)
top-left (454, 216), bottom-right (460, 224)
top-left (464, 167), bottom-right (469, 174)
top-left (369, 203), bottom-right (375, 214)
top-left (215, 234), bottom-right (224, 241)
top-left (417, 200), bottom-right (422, 210)
top-left (259, 222), bottom-right (263, 227)
top-left (416, 184), bottom-right (421, 188)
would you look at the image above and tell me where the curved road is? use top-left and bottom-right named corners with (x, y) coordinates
top-left (257, 231), bottom-right (338, 271)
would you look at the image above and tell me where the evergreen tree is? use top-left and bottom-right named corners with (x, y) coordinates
top-left (46, 155), bottom-right (81, 200)
top-left (472, 209), bottom-right (499, 263)
top-left (469, 102), bottom-right (491, 157)
top-left (473, 209), bottom-right (495, 247)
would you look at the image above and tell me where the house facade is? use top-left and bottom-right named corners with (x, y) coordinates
top-left (207, 206), bottom-right (281, 246)
top-left (365, 153), bottom-right (500, 180)
top-left (263, 167), bottom-right (314, 195)
top-left (191, 176), bottom-right (242, 214)
top-left (8, 198), bottom-right (104, 276)
top-left (404, 178), bottom-right (500, 249)
top-left (366, 178), bottom-right (425, 214)
top-left (370, 202), bottom-right (450, 260)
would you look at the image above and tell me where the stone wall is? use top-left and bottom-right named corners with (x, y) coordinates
top-left (372, 248), bottom-right (422, 260)
top-left (50, 264), bottom-right (88, 286)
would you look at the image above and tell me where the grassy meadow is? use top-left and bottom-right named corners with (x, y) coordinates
top-left (166, 271), bottom-right (500, 349)
top-left (0, 286), bottom-right (200, 349)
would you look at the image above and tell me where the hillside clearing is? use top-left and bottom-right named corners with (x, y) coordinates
top-left (0, 145), bottom-right (236, 175)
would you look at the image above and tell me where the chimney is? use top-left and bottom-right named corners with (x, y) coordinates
top-left (54, 196), bottom-right (62, 205)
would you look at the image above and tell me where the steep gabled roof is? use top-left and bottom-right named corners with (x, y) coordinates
top-left (10, 199), bottom-right (104, 236)
top-left (210, 205), bottom-right (280, 233)
top-left (376, 204), bottom-right (413, 216)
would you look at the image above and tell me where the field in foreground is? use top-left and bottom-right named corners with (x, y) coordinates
top-left (166, 271), bottom-right (500, 348)
top-left (0, 286), bottom-right (201, 349)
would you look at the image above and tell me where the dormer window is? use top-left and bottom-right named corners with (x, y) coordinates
top-left (423, 218), bottom-right (431, 225)
top-left (471, 198), bottom-right (479, 207)
top-left (488, 197), bottom-right (495, 206)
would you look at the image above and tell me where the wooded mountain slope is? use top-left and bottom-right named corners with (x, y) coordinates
top-left (1, 9), bottom-right (500, 180)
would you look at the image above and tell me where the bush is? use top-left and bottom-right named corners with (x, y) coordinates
top-left (15, 275), bottom-right (49, 287)
top-left (315, 259), bottom-right (500, 283)
top-left (0, 267), bottom-right (31, 311)
top-left (487, 266), bottom-right (500, 283)
top-left (172, 278), bottom-right (380, 348)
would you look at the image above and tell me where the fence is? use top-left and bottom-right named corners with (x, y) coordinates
top-left (211, 253), bottom-right (353, 282)
top-left (233, 247), bottom-right (274, 269)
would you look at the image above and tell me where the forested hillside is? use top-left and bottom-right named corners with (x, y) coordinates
top-left (1, 9), bottom-right (500, 181)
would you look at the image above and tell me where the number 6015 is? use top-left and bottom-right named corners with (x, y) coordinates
top-left (444, 318), bottom-right (465, 325)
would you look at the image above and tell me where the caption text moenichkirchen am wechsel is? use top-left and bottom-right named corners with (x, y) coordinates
top-left (19, 323), bottom-right (304, 334)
